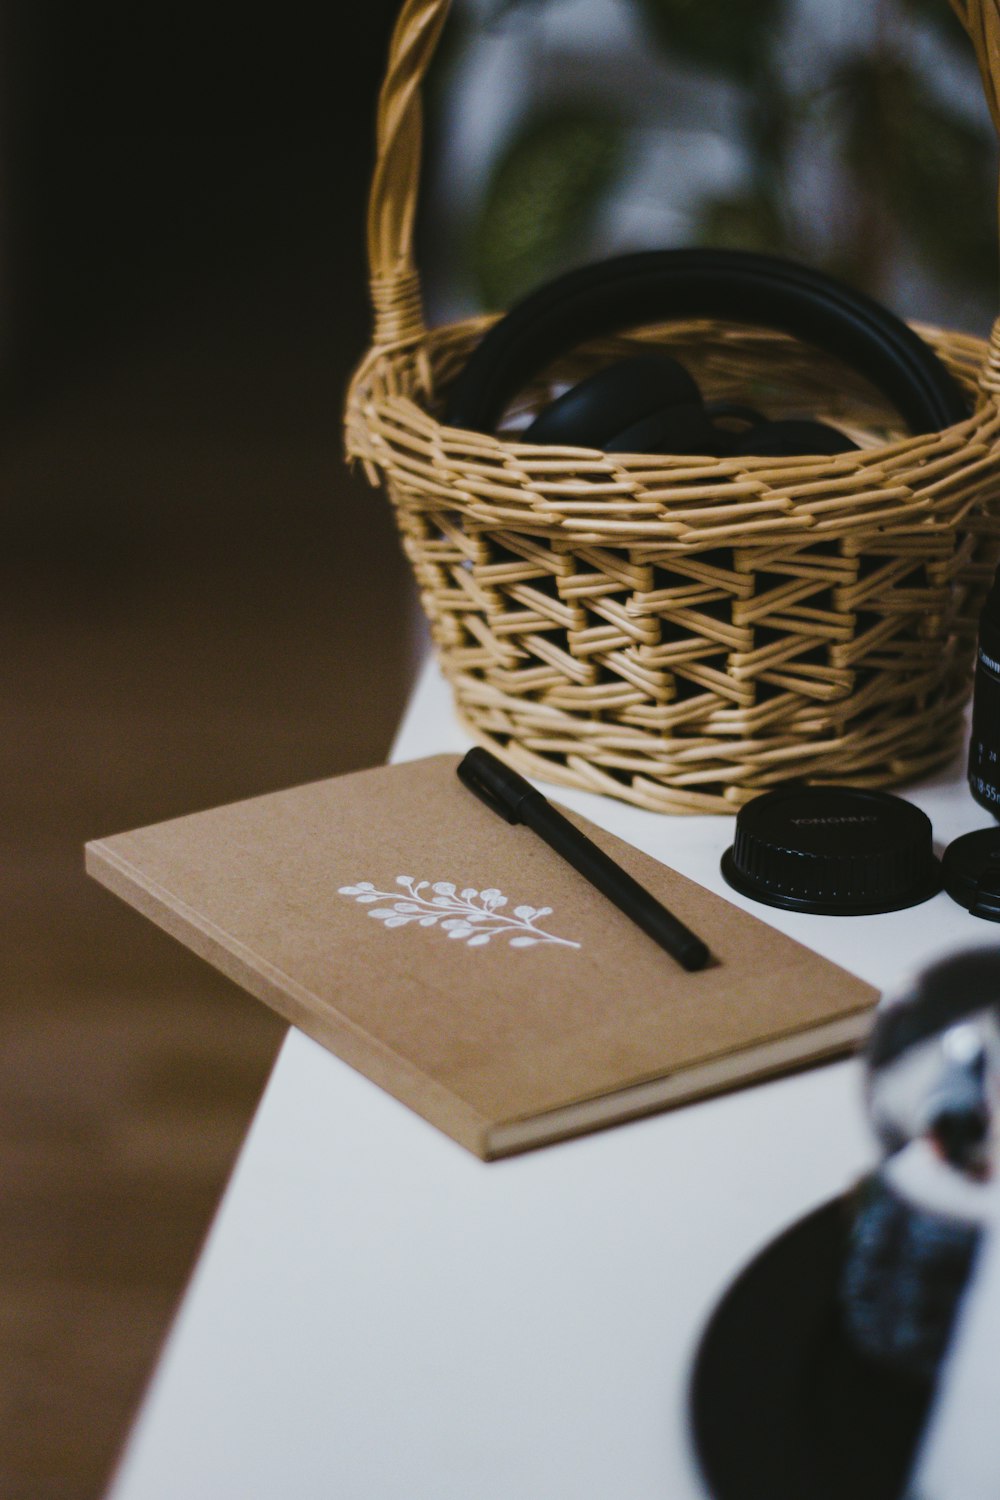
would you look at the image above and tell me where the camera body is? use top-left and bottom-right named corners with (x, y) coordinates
top-left (969, 573), bottom-right (1000, 817)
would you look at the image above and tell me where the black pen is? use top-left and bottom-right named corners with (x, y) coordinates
top-left (457, 747), bottom-right (710, 972)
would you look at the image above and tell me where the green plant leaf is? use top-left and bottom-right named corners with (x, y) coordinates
top-left (471, 106), bottom-right (626, 310)
top-left (626, 0), bottom-right (787, 82)
top-left (834, 54), bottom-right (997, 292)
top-left (693, 189), bottom-right (790, 253)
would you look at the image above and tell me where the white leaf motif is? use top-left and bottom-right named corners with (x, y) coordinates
top-left (339, 876), bottom-right (580, 952)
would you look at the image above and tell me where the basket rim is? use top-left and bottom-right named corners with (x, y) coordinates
top-left (347, 314), bottom-right (1000, 550)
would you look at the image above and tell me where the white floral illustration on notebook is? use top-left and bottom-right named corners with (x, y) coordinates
top-left (338, 876), bottom-right (581, 950)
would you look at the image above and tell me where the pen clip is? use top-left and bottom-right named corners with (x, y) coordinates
top-left (457, 748), bottom-right (528, 825)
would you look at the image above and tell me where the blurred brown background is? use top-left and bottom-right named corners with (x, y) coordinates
top-left (1, 3), bottom-right (412, 1496)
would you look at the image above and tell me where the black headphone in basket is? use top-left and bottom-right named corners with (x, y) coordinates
top-left (445, 249), bottom-right (970, 456)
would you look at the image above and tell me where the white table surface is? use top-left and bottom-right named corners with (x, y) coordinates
top-left (107, 657), bottom-right (997, 1500)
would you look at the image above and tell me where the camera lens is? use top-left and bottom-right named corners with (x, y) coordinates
top-left (969, 568), bottom-right (1000, 817)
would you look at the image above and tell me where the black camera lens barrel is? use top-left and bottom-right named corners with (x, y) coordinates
top-left (969, 573), bottom-right (1000, 818)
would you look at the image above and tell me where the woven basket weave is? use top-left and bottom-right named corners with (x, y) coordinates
top-left (347, 0), bottom-right (1000, 814)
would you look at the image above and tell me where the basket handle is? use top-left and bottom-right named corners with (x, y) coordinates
top-left (367, 0), bottom-right (452, 350)
top-left (952, 1), bottom-right (1000, 135)
top-left (365, 0), bottom-right (1000, 352)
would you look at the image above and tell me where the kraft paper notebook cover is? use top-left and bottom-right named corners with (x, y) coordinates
top-left (85, 754), bottom-right (877, 1159)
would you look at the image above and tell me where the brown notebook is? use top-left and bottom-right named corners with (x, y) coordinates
top-left (85, 754), bottom-right (877, 1159)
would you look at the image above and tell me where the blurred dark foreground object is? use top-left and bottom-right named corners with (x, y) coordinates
top-left (692, 948), bottom-right (1000, 1500)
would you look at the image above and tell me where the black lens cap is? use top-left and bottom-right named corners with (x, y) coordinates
top-left (941, 827), bottom-right (1000, 922)
top-left (721, 786), bottom-right (941, 916)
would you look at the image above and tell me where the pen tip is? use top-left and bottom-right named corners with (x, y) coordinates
top-left (680, 941), bottom-right (711, 972)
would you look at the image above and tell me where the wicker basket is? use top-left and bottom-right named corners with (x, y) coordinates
top-left (346, 0), bottom-right (1000, 814)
